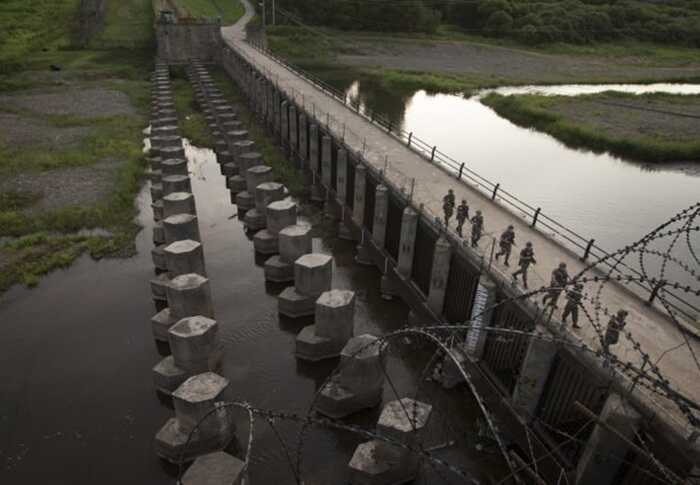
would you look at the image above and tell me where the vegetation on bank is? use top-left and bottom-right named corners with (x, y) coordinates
top-left (0, 0), bottom-right (154, 292)
top-left (172, 0), bottom-right (244, 24)
top-left (273, 0), bottom-right (700, 46)
top-left (481, 91), bottom-right (700, 163)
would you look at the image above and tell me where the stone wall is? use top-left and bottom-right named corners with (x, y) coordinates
top-left (156, 21), bottom-right (223, 64)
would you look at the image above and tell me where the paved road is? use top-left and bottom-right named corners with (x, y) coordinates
top-left (222, 0), bottom-right (699, 430)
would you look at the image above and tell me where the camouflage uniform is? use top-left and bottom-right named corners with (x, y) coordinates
top-left (443, 190), bottom-right (455, 226)
top-left (543, 264), bottom-right (569, 307)
top-left (562, 284), bottom-right (583, 328)
top-left (470, 211), bottom-right (484, 248)
top-left (512, 244), bottom-right (536, 289)
top-left (456, 201), bottom-right (469, 237)
top-left (494, 226), bottom-right (515, 266)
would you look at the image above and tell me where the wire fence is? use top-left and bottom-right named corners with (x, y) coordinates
top-left (241, 36), bottom-right (700, 326)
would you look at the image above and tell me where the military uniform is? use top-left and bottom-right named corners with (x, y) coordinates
top-left (443, 191), bottom-right (455, 226)
top-left (604, 310), bottom-right (628, 351)
top-left (470, 212), bottom-right (484, 248)
top-left (512, 245), bottom-right (536, 288)
top-left (494, 227), bottom-right (515, 266)
top-left (543, 265), bottom-right (569, 307)
top-left (562, 285), bottom-right (583, 328)
top-left (456, 201), bottom-right (469, 237)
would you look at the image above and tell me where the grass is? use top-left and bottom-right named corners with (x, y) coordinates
top-left (209, 67), bottom-right (305, 195)
top-left (0, 0), bottom-right (153, 292)
top-left (173, 0), bottom-right (244, 24)
top-left (169, 68), bottom-right (215, 147)
top-left (481, 92), bottom-right (700, 163)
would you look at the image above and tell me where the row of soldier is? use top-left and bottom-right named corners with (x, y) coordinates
top-left (442, 190), bottom-right (629, 341)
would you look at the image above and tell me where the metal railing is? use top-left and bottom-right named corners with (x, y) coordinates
top-left (239, 37), bottom-right (700, 325)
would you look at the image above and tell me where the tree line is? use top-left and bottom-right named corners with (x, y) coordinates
top-left (273, 0), bottom-right (700, 46)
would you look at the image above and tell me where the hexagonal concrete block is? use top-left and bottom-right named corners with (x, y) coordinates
top-left (279, 225), bottom-right (312, 264)
top-left (235, 190), bottom-right (254, 212)
top-left (348, 440), bottom-right (418, 485)
top-left (245, 165), bottom-right (273, 194)
top-left (253, 229), bottom-right (278, 255)
top-left (162, 174), bottom-right (191, 196)
top-left (158, 146), bottom-right (186, 161)
top-left (164, 239), bottom-right (206, 278)
top-left (152, 199), bottom-right (164, 221)
top-left (150, 183), bottom-right (163, 202)
top-left (222, 162), bottom-right (239, 178)
top-left (163, 192), bottom-right (196, 218)
top-left (150, 272), bottom-right (170, 300)
top-left (254, 182), bottom-right (284, 214)
top-left (243, 208), bottom-right (266, 232)
top-left (266, 200), bottom-right (297, 236)
top-left (232, 140), bottom-right (255, 161)
top-left (263, 255), bottom-right (294, 283)
top-left (164, 214), bottom-right (201, 244)
top-left (228, 175), bottom-right (247, 195)
top-left (377, 398), bottom-right (432, 444)
top-left (151, 243), bottom-right (167, 269)
top-left (315, 290), bottom-right (355, 343)
top-left (153, 355), bottom-right (187, 395)
top-left (278, 287), bottom-right (316, 318)
top-left (161, 158), bottom-right (188, 177)
top-left (151, 307), bottom-right (174, 342)
top-left (168, 316), bottom-right (219, 374)
top-left (181, 452), bottom-right (246, 485)
top-left (295, 254), bottom-right (332, 297)
top-left (237, 152), bottom-right (262, 173)
top-left (166, 273), bottom-right (214, 321)
top-left (173, 372), bottom-right (229, 434)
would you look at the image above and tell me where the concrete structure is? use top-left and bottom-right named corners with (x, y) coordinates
top-left (348, 398), bottom-right (433, 484)
top-left (162, 174), bottom-right (191, 196)
top-left (154, 373), bottom-right (235, 463)
top-left (180, 452), bottom-right (246, 485)
top-left (161, 158), bottom-right (188, 177)
top-left (296, 290), bottom-right (356, 361)
top-left (156, 20), bottom-right (222, 64)
top-left (316, 334), bottom-right (384, 418)
top-left (236, 165), bottom-right (273, 213)
top-left (243, 181), bottom-right (284, 231)
top-left (264, 224), bottom-right (312, 283)
top-left (152, 274), bottom-right (214, 342)
top-left (426, 236), bottom-right (451, 316)
top-left (164, 214), bottom-right (201, 244)
top-left (253, 200), bottom-right (297, 254)
top-left (164, 239), bottom-right (206, 278)
top-left (163, 192), bottom-right (196, 218)
top-left (397, 208), bottom-right (418, 278)
top-left (278, 253), bottom-right (332, 318)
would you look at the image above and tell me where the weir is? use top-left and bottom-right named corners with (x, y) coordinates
top-left (143, 5), bottom-right (700, 483)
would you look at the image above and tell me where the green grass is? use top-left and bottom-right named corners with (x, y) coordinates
top-left (169, 69), bottom-right (215, 147)
top-left (173, 0), bottom-right (244, 24)
top-left (210, 68), bottom-right (305, 195)
top-left (481, 92), bottom-right (700, 163)
top-left (90, 0), bottom-right (154, 49)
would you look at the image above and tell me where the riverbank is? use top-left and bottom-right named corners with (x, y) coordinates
top-left (481, 91), bottom-right (700, 163)
top-left (265, 25), bottom-right (700, 96)
top-left (0, 0), bottom-right (153, 293)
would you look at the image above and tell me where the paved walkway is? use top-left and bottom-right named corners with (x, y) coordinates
top-left (222, 1), bottom-right (699, 430)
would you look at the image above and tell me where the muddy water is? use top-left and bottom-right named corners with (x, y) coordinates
top-left (0, 141), bottom-right (504, 483)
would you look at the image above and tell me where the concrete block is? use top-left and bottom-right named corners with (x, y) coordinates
top-left (164, 214), bottom-right (201, 244)
top-left (315, 290), bottom-right (355, 343)
top-left (267, 200), bottom-right (297, 236)
top-left (150, 183), bottom-right (163, 201)
top-left (162, 174), bottom-right (191, 196)
top-left (231, 140), bottom-right (255, 161)
top-left (164, 239), bottom-right (206, 277)
top-left (151, 307), bottom-right (174, 342)
top-left (245, 165), bottom-right (273, 193)
top-left (252, 229), bottom-right (277, 255)
top-left (397, 208), bottom-right (418, 278)
top-left (152, 200), bottom-right (164, 221)
top-left (254, 182), bottom-right (285, 214)
top-left (348, 440), bottom-right (417, 485)
top-left (181, 452), bottom-right (246, 485)
top-left (295, 253), bottom-right (333, 297)
top-left (227, 175), bottom-right (247, 195)
top-left (222, 162), bottom-right (238, 178)
top-left (150, 272), bottom-right (170, 300)
top-left (152, 355), bottom-right (187, 395)
top-left (278, 287), bottom-right (316, 318)
top-left (162, 158), bottom-right (189, 177)
top-left (158, 145), bottom-right (186, 161)
top-left (163, 192), bottom-right (196, 218)
top-left (263, 255), bottom-right (294, 283)
top-left (166, 273), bottom-right (214, 321)
top-left (377, 398), bottom-right (432, 443)
top-left (152, 243), bottom-right (167, 270)
top-left (153, 222), bottom-right (166, 246)
top-left (168, 316), bottom-right (219, 374)
top-left (234, 191), bottom-right (254, 212)
top-left (147, 168), bottom-right (163, 185)
top-left (279, 224), bottom-right (312, 264)
top-left (217, 151), bottom-right (234, 166)
top-left (172, 372), bottom-right (230, 434)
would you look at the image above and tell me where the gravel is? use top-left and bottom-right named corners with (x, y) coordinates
top-left (0, 88), bottom-right (135, 118)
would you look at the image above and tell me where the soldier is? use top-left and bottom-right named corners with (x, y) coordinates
top-left (604, 309), bottom-right (628, 352)
top-left (456, 199), bottom-right (469, 237)
top-left (470, 210), bottom-right (484, 248)
top-left (511, 242), bottom-right (536, 289)
top-left (443, 189), bottom-right (455, 227)
top-left (494, 225), bottom-right (515, 266)
top-left (562, 282), bottom-right (583, 329)
top-left (542, 262), bottom-right (569, 307)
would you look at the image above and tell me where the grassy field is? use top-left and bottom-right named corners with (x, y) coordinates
top-left (0, 0), bottom-right (154, 292)
top-left (481, 91), bottom-right (700, 163)
top-left (173, 0), bottom-right (244, 24)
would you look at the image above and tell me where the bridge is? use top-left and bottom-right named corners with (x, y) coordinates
top-left (203, 2), bottom-right (700, 482)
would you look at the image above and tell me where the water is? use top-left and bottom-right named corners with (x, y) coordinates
top-left (0, 140), bottom-right (505, 483)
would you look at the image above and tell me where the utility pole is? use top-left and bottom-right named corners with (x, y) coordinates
top-left (272, 0), bottom-right (276, 25)
top-left (261, 0), bottom-right (266, 28)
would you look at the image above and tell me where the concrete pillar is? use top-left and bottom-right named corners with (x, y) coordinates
top-left (238, 152), bottom-right (262, 174)
top-left (168, 316), bottom-right (219, 374)
top-left (278, 253), bottom-right (333, 318)
top-left (289, 105), bottom-right (298, 155)
top-left (309, 124), bottom-right (320, 174)
top-left (162, 174), bottom-right (191, 196)
top-left (231, 140), bottom-right (255, 163)
top-left (511, 326), bottom-right (557, 417)
top-left (267, 84), bottom-right (275, 123)
top-left (253, 200), bottom-right (298, 255)
top-left (244, 182), bottom-right (284, 231)
top-left (164, 239), bottom-right (206, 278)
top-left (280, 100), bottom-right (289, 144)
top-left (321, 136), bottom-right (332, 190)
top-left (273, 89), bottom-right (281, 134)
top-left (464, 277), bottom-right (498, 361)
top-left (298, 113), bottom-right (308, 168)
top-left (164, 213), bottom-right (201, 244)
top-left (336, 148), bottom-right (348, 204)
top-left (296, 289), bottom-right (356, 361)
top-left (352, 164), bottom-right (366, 226)
top-left (349, 398), bottom-right (432, 484)
top-left (158, 145), bottom-right (186, 162)
top-left (397, 208), bottom-right (418, 279)
top-left (161, 158), bottom-right (188, 177)
top-left (427, 237), bottom-right (451, 316)
top-left (167, 273), bottom-right (214, 321)
top-left (316, 334), bottom-right (384, 418)
top-left (180, 452), bottom-right (245, 485)
top-left (372, 185), bottom-right (389, 247)
top-left (576, 393), bottom-right (642, 485)
top-left (264, 224), bottom-right (312, 283)
top-left (163, 192), bottom-right (196, 218)
top-left (245, 165), bottom-right (273, 193)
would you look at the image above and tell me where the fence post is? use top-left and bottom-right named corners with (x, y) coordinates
top-left (582, 239), bottom-right (595, 261)
top-left (532, 208), bottom-right (541, 227)
top-left (408, 132), bottom-right (413, 147)
top-left (430, 146), bottom-right (436, 162)
top-left (491, 183), bottom-right (500, 201)
top-left (458, 163), bottom-right (464, 179)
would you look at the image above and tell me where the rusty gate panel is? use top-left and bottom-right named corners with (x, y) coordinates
top-left (535, 350), bottom-right (610, 465)
top-left (481, 301), bottom-right (534, 393)
top-left (411, 219), bottom-right (438, 297)
top-left (385, 193), bottom-right (404, 261)
top-left (443, 252), bottom-right (480, 322)
top-left (346, 155), bottom-right (355, 209)
top-left (363, 173), bottom-right (377, 232)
